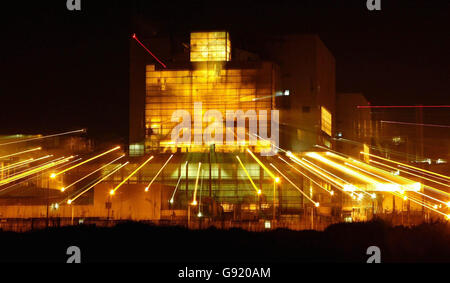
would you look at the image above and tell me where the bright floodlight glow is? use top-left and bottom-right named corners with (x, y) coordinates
top-left (275, 177), bottom-right (281, 183)
top-left (50, 173), bottom-right (56, 179)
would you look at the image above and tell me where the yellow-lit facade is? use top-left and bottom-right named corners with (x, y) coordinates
top-left (144, 32), bottom-right (278, 153)
top-left (190, 31), bottom-right (231, 62)
top-left (321, 106), bottom-right (332, 136)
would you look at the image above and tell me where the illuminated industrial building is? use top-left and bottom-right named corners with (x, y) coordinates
top-left (128, 31), bottom-right (338, 226)
top-left (130, 31), bottom-right (278, 155)
top-left (1, 31), bottom-right (445, 232)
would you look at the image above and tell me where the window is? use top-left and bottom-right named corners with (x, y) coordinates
top-left (129, 143), bottom-right (144, 157)
top-left (321, 106), bottom-right (332, 136)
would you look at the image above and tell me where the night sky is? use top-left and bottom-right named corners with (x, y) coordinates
top-left (0, 0), bottom-right (448, 142)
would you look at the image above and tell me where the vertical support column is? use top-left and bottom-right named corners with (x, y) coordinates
top-left (278, 180), bottom-right (282, 217)
top-left (233, 163), bottom-right (238, 220)
top-left (392, 195), bottom-right (396, 217)
top-left (273, 180), bottom-right (276, 220)
top-left (218, 163), bottom-right (221, 192)
top-left (209, 151), bottom-right (212, 198)
top-left (185, 161), bottom-right (189, 201)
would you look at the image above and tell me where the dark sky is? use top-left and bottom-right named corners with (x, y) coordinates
top-left (0, 0), bottom-right (448, 142)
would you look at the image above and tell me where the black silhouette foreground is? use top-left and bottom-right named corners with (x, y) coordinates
top-left (0, 220), bottom-right (449, 262)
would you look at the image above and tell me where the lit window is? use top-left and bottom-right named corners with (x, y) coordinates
top-left (190, 31), bottom-right (231, 62)
top-left (129, 143), bottom-right (144, 157)
top-left (321, 106), bottom-right (332, 136)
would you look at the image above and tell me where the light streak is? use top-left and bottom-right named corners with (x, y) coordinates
top-left (306, 152), bottom-right (381, 185)
top-left (132, 33), bottom-right (167, 68)
top-left (270, 163), bottom-right (319, 206)
top-left (169, 162), bottom-right (188, 204)
top-left (4, 156), bottom-right (57, 178)
top-left (291, 152), bottom-right (370, 198)
top-left (0, 147), bottom-right (42, 160)
top-left (0, 129), bottom-right (85, 146)
top-left (250, 133), bottom-right (285, 153)
top-left (0, 158), bottom-right (36, 171)
top-left (61, 155), bottom-right (125, 192)
top-left (287, 154), bottom-right (346, 191)
top-left (0, 156), bottom-right (74, 185)
top-left (369, 159), bottom-right (450, 190)
top-left (251, 91), bottom-right (289, 101)
top-left (68, 162), bottom-right (128, 204)
top-left (413, 191), bottom-right (449, 206)
top-left (278, 156), bottom-right (333, 195)
top-left (236, 156), bottom-right (261, 195)
top-left (246, 148), bottom-right (279, 182)
top-left (361, 152), bottom-right (450, 181)
top-left (110, 156), bottom-right (154, 195)
top-left (302, 158), bottom-right (354, 187)
top-left (1, 156), bottom-right (71, 184)
top-left (337, 156), bottom-right (449, 217)
top-left (397, 192), bottom-right (448, 218)
top-left (344, 162), bottom-right (406, 192)
top-left (51, 146), bottom-right (120, 178)
top-left (0, 157), bottom-right (81, 194)
top-left (423, 185), bottom-right (450, 198)
top-left (145, 154), bottom-right (174, 192)
top-left (397, 165), bottom-right (450, 184)
top-left (197, 170), bottom-right (205, 217)
top-left (191, 162), bottom-right (202, 205)
top-left (380, 120), bottom-right (450, 129)
top-left (300, 157), bottom-right (371, 197)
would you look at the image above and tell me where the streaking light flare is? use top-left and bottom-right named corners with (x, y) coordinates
top-left (145, 154), bottom-right (174, 192)
top-left (68, 162), bottom-right (128, 204)
top-left (51, 146), bottom-right (120, 178)
top-left (110, 156), bottom-right (154, 195)
top-left (0, 130), bottom-right (85, 147)
top-left (270, 163), bottom-right (319, 206)
top-left (236, 156), bottom-right (262, 195)
top-left (0, 147), bottom-right (42, 160)
top-left (191, 162), bottom-right (202, 205)
top-left (61, 155), bottom-right (125, 192)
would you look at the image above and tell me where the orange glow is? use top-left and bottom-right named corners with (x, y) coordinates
top-left (111, 156), bottom-right (154, 195)
top-left (52, 146), bottom-right (120, 178)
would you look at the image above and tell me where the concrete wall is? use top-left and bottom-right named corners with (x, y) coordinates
top-left (264, 35), bottom-right (336, 152)
top-left (0, 183), bottom-right (165, 221)
top-left (336, 92), bottom-right (371, 158)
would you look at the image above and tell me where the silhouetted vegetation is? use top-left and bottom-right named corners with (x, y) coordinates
top-left (0, 220), bottom-right (449, 262)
